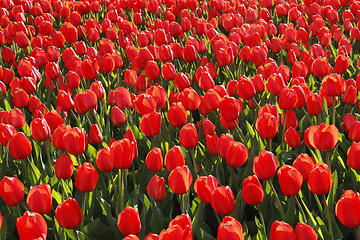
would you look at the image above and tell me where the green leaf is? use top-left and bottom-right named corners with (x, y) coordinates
top-left (255, 216), bottom-right (268, 240)
top-left (300, 197), bottom-right (325, 240)
top-left (327, 170), bottom-right (338, 215)
top-left (0, 215), bottom-right (7, 240)
top-left (149, 195), bottom-right (163, 234)
top-left (191, 200), bottom-right (203, 232)
top-left (284, 196), bottom-right (296, 226)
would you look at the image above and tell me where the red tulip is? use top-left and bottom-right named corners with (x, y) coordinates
top-left (217, 216), bottom-right (244, 240)
top-left (90, 81), bottom-right (105, 100)
top-left (292, 154), bottom-right (315, 182)
top-left (16, 211), bottom-right (47, 240)
top-left (0, 123), bottom-right (16, 147)
top-left (277, 165), bottom-right (303, 197)
top-left (9, 132), bottom-right (32, 159)
top-left (312, 57), bottom-right (332, 78)
top-left (256, 112), bottom-right (279, 139)
top-left (13, 89), bottom-right (29, 109)
top-left (111, 106), bottom-right (126, 126)
top-left (342, 85), bottom-right (357, 105)
top-left (145, 60), bottom-right (160, 81)
top-left (134, 94), bottom-right (156, 116)
top-left (55, 154), bottom-right (74, 180)
top-left (110, 139), bottom-right (133, 169)
top-left (63, 127), bottom-right (87, 156)
top-left (270, 221), bottom-right (296, 240)
top-left (308, 163), bottom-right (333, 195)
top-left (9, 108), bottom-right (25, 129)
top-left (140, 111), bottom-right (161, 137)
top-left (74, 162), bottom-right (98, 193)
top-left (253, 150), bottom-right (278, 181)
top-left (145, 147), bottom-right (163, 172)
top-left (180, 87), bottom-right (201, 111)
top-left (168, 165), bottom-right (193, 195)
top-left (237, 76), bottom-right (256, 100)
top-left (266, 73), bottom-right (286, 96)
top-left (57, 90), bottom-right (74, 112)
top-left (165, 145), bottom-right (185, 172)
top-left (45, 62), bottom-right (60, 80)
top-left (55, 197), bottom-right (82, 229)
top-left (306, 93), bottom-right (323, 116)
top-left (95, 147), bottom-right (114, 172)
top-left (179, 123), bottom-right (198, 149)
top-left (334, 55), bottom-right (350, 74)
top-left (217, 133), bottom-right (234, 158)
top-left (88, 124), bottom-right (103, 145)
top-left (30, 118), bottom-right (51, 142)
top-left (295, 223), bottom-right (318, 240)
top-left (279, 87), bottom-right (298, 110)
top-left (167, 102), bottom-right (187, 128)
top-left (194, 175), bottom-right (218, 204)
top-left (0, 176), bottom-right (24, 207)
top-left (211, 186), bottom-right (235, 216)
top-left (26, 184), bottom-right (52, 214)
top-left (311, 123), bottom-right (339, 151)
top-left (117, 206), bottom-right (141, 236)
top-left (242, 175), bottom-right (264, 206)
top-left (147, 175), bottom-right (166, 201)
top-left (335, 190), bottom-right (360, 228)
top-left (74, 90), bottom-right (97, 115)
top-left (284, 127), bottom-right (301, 148)
top-left (219, 96), bottom-right (243, 122)
top-left (226, 141), bottom-right (248, 168)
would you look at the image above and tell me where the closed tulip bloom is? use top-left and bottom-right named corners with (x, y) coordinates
top-left (277, 165), bottom-right (303, 197)
top-left (270, 221), bottom-right (296, 240)
top-left (348, 142), bottom-right (360, 170)
top-left (45, 62), bottom-right (60, 80)
top-left (292, 154), bottom-right (315, 182)
top-left (266, 73), bottom-right (286, 96)
top-left (199, 118), bottom-right (215, 138)
top-left (145, 147), bottom-right (163, 172)
top-left (147, 175), bottom-right (166, 201)
top-left (26, 184), bottom-right (52, 214)
top-left (110, 139), bottom-right (133, 169)
top-left (335, 190), bottom-right (360, 228)
top-left (165, 145), bottom-right (185, 172)
top-left (179, 123), bottom-right (198, 149)
top-left (343, 113), bottom-right (357, 133)
top-left (295, 223), bottom-right (318, 240)
top-left (167, 102), bottom-right (187, 128)
top-left (63, 127), bottom-right (87, 156)
top-left (88, 124), bottom-right (103, 145)
top-left (30, 118), bottom-right (51, 142)
top-left (0, 123), bottom-right (17, 147)
top-left (226, 141), bottom-right (248, 168)
top-left (140, 111), bottom-right (161, 137)
top-left (55, 154), bottom-right (74, 179)
top-left (111, 106), bottom-right (126, 126)
top-left (179, 87), bottom-right (201, 111)
top-left (9, 108), bottom-right (25, 129)
top-left (206, 135), bottom-right (219, 156)
top-left (9, 132), bottom-right (32, 159)
top-left (117, 206), bottom-right (141, 236)
top-left (55, 198), bottom-right (82, 229)
top-left (256, 112), bottom-right (279, 139)
top-left (278, 87), bottom-right (298, 110)
top-left (312, 57), bottom-right (332, 78)
top-left (253, 150), bottom-right (278, 181)
top-left (237, 76), bottom-right (256, 100)
top-left (211, 186), bottom-right (235, 216)
top-left (57, 90), bottom-right (74, 112)
top-left (168, 165), bottom-right (193, 195)
top-left (52, 124), bottom-right (71, 150)
top-left (217, 216), bottom-right (244, 240)
top-left (74, 90), bottom-right (97, 115)
top-left (0, 176), bottom-right (24, 207)
top-left (16, 211), bottom-right (47, 240)
top-left (96, 147), bottom-right (114, 172)
top-left (13, 89), bottom-right (29, 109)
top-left (74, 162), bottom-right (98, 193)
top-left (242, 175), bottom-right (264, 206)
top-left (312, 123), bottom-right (339, 151)
top-left (194, 175), bottom-right (219, 204)
top-left (308, 163), bottom-right (333, 195)
top-left (306, 93), bottom-right (323, 116)
top-left (322, 73), bottom-right (346, 97)
top-left (334, 55), bottom-right (350, 74)
top-left (145, 61), bottom-right (160, 81)
top-left (284, 127), bottom-right (301, 148)
top-left (217, 133), bottom-right (234, 158)
top-left (219, 96), bottom-right (243, 122)
top-left (342, 85), bottom-right (357, 105)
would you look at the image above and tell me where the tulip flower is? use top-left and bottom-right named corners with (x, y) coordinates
top-left (9, 132), bottom-right (32, 159)
top-left (164, 145), bottom-right (185, 172)
top-left (194, 175), bottom-right (219, 204)
top-left (167, 102), bottom-right (188, 128)
top-left (277, 165), bottom-right (303, 197)
top-left (179, 123), bottom-right (198, 149)
top-left (217, 216), bottom-right (244, 240)
top-left (335, 190), bottom-right (360, 228)
top-left (308, 163), bottom-right (333, 195)
top-left (145, 147), bottom-right (163, 172)
top-left (292, 154), bottom-right (316, 182)
top-left (55, 198), bottom-right (82, 229)
top-left (26, 184), bottom-right (52, 215)
top-left (63, 127), bottom-right (87, 156)
top-left (140, 111), bottom-right (161, 137)
top-left (55, 154), bottom-right (74, 180)
top-left (74, 162), bottom-right (98, 193)
top-left (0, 176), bottom-right (24, 207)
top-left (16, 211), bottom-right (47, 240)
top-left (253, 150), bottom-right (278, 181)
top-left (0, 123), bottom-right (16, 147)
top-left (270, 221), bottom-right (296, 240)
top-left (242, 175), bottom-right (264, 206)
top-left (96, 147), bottom-right (114, 173)
top-left (117, 206), bottom-right (141, 236)
top-left (295, 222), bottom-right (318, 240)
top-left (211, 186), bottom-right (235, 216)
top-left (147, 175), bottom-right (166, 201)
top-left (168, 165), bottom-right (193, 195)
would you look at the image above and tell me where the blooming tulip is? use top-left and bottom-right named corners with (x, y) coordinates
top-left (147, 175), bottom-right (166, 201)
top-left (26, 184), bottom-right (52, 214)
top-left (168, 165), bottom-right (193, 195)
top-left (253, 150), bottom-right (278, 181)
top-left (194, 175), bottom-right (219, 204)
top-left (55, 154), bottom-right (74, 179)
top-left (0, 176), bottom-right (24, 207)
top-left (217, 216), bottom-right (244, 240)
top-left (16, 211), bottom-right (47, 240)
top-left (211, 186), bottom-right (235, 216)
top-left (308, 163), bottom-right (333, 195)
top-left (117, 206), bottom-right (141, 236)
top-left (277, 165), bottom-right (303, 197)
top-left (74, 162), bottom-right (98, 193)
top-left (179, 123), bottom-right (198, 149)
top-left (55, 198), bottom-right (82, 229)
top-left (335, 190), bottom-right (360, 228)
top-left (242, 175), bottom-right (264, 206)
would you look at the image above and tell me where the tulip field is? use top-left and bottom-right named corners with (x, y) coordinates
top-left (2, 0), bottom-right (360, 239)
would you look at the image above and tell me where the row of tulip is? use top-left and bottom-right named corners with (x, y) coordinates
top-left (1, 0), bottom-right (360, 238)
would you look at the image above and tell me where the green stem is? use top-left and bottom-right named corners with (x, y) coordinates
top-left (180, 194), bottom-right (185, 214)
top-left (119, 169), bottom-right (125, 212)
top-left (302, 106), bottom-right (314, 125)
top-left (325, 151), bottom-right (331, 172)
top-left (256, 204), bottom-right (266, 230)
top-left (294, 195), bottom-right (307, 223)
top-left (332, 97), bottom-right (336, 125)
top-left (92, 109), bottom-right (102, 128)
top-left (268, 180), bottom-right (285, 220)
top-left (268, 138), bottom-right (272, 152)
top-left (313, 193), bottom-right (323, 212)
top-left (108, 172), bottom-right (118, 200)
top-left (73, 229), bottom-right (80, 240)
top-left (132, 162), bottom-right (137, 190)
top-left (190, 148), bottom-right (197, 174)
top-left (234, 121), bottom-right (246, 144)
top-left (355, 227), bottom-right (360, 240)
top-left (26, 157), bottom-right (40, 181)
top-left (45, 139), bottom-right (53, 174)
top-left (229, 166), bottom-right (234, 189)
top-left (322, 194), bottom-right (333, 237)
top-left (281, 110), bottom-right (287, 152)
top-left (213, 208), bottom-right (221, 225)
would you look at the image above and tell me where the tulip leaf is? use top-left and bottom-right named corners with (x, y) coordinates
top-left (194, 222), bottom-right (216, 240)
top-left (0, 216), bottom-right (7, 240)
top-left (313, 213), bottom-right (333, 240)
top-left (300, 197), bottom-right (325, 240)
top-left (191, 200), bottom-right (203, 233)
top-left (52, 188), bottom-right (63, 205)
top-left (95, 191), bottom-right (122, 240)
top-left (149, 195), bottom-right (163, 234)
top-left (255, 216), bottom-right (268, 240)
top-left (326, 170), bottom-right (338, 215)
top-left (284, 196), bottom-right (295, 226)
top-left (246, 121), bottom-right (255, 138)
top-left (3, 99), bottom-right (11, 111)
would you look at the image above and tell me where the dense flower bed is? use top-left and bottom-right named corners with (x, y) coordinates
top-left (0, 0), bottom-right (360, 239)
